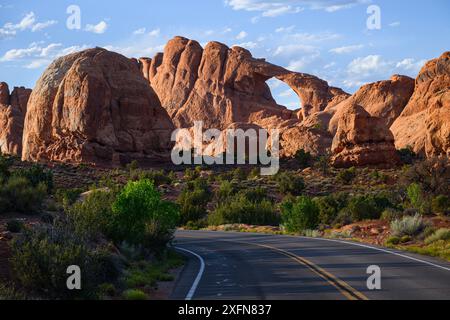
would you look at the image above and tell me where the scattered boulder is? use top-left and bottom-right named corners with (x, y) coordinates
top-left (22, 48), bottom-right (175, 166)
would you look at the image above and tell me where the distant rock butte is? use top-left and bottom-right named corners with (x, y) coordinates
top-left (0, 82), bottom-right (32, 156)
top-left (22, 48), bottom-right (175, 165)
top-left (391, 51), bottom-right (450, 157)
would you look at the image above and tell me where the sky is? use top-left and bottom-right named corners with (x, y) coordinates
top-left (0, 0), bottom-right (449, 109)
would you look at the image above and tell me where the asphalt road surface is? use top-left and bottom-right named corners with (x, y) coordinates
top-left (171, 230), bottom-right (450, 300)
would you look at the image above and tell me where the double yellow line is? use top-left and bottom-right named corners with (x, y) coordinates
top-left (233, 240), bottom-right (369, 300)
top-left (178, 235), bottom-right (369, 300)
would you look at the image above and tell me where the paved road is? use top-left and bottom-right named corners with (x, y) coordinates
top-left (171, 230), bottom-right (450, 300)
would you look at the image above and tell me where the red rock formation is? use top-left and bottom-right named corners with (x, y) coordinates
top-left (139, 36), bottom-right (346, 131)
top-left (331, 103), bottom-right (400, 168)
top-left (22, 48), bottom-right (175, 165)
top-left (0, 82), bottom-right (32, 155)
top-left (328, 75), bottom-right (415, 134)
top-left (391, 52), bottom-right (450, 157)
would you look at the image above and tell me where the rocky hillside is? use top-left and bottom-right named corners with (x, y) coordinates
top-left (0, 37), bottom-right (448, 167)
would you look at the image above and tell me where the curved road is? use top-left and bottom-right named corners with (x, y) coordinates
top-left (171, 230), bottom-right (450, 300)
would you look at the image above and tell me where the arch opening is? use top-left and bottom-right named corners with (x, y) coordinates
top-left (266, 78), bottom-right (302, 111)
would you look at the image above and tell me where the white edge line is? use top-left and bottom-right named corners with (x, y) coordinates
top-left (174, 246), bottom-right (205, 300)
top-left (299, 236), bottom-right (450, 272)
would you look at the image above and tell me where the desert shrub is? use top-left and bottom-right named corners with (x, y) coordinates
top-left (132, 169), bottom-right (172, 186)
top-left (386, 236), bottom-right (400, 246)
top-left (111, 179), bottom-right (179, 247)
top-left (55, 188), bottom-right (84, 206)
top-left (369, 170), bottom-right (388, 183)
top-left (381, 208), bottom-right (403, 222)
top-left (401, 157), bottom-right (450, 196)
top-left (294, 149), bottom-right (312, 168)
top-left (122, 289), bottom-right (148, 300)
top-left (275, 172), bottom-right (305, 196)
top-left (407, 183), bottom-right (423, 209)
top-left (10, 218), bottom-right (120, 299)
top-left (184, 167), bottom-right (202, 181)
top-left (315, 154), bottom-right (330, 175)
top-left (239, 187), bottom-right (268, 203)
top-left (337, 167), bottom-right (356, 185)
top-left (390, 214), bottom-right (426, 237)
top-left (314, 193), bottom-right (348, 225)
top-left (216, 180), bottom-right (237, 202)
top-left (209, 191), bottom-right (278, 226)
top-left (67, 189), bottom-right (116, 241)
top-left (0, 153), bottom-right (12, 182)
top-left (397, 147), bottom-right (417, 165)
top-left (248, 168), bottom-right (260, 179)
top-left (345, 194), bottom-right (392, 222)
top-left (0, 282), bottom-right (26, 300)
top-left (281, 196), bottom-right (319, 232)
top-left (6, 220), bottom-right (24, 233)
top-left (432, 195), bottom-right (450, 214)
top-left (232, 167), bottom-right (246, 181)
top-left (177, 177), bottom-right (211, 225)
top-left (13, 164), bottom-right (54, 192)
top-left (303, 229), bottom-right (321, 238)
top-left (424, 228), bottom-right (450, 245)
top-left (0, 176), bottom-right (47, 214)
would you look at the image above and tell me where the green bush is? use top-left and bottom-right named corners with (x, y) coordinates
top-left (381, 208), bottom-right (403, 222)
top-left (11, 217), bottom-right (120, 299)
top-left (390, 214), bottom-right (426, 237)
top-left (216, 180), bottom-right (237, 202)
top-left (314, 193), bottom-right (348, 225)
top-left (13, 164), bottom-right (54, 192)
top-left (55, 188), bottom-right (84, 206)
top-left (232, 168), bottom-right (246, 181)
top-left (424, 228), bottom-right (450, 245)
top-left (131, 169), bottom-right (173, 186)
top-left (294, 149), bottom-right (312, 168)
top-left (177, 177), bottom-right (211, 226)
top-left (281, 196), bottom-right (319, 233)
top-left (386, 236), bottom-right (400, 246)
top-left (0, 153), bottom-right (13, 182)
top-left (337, 167), bottom-right (356, 185)
top-left (407, 183), bottom-right (423, 209)
top-left (67, 189), bottom-right (116, 240)
top-left (209, 191), bottom-right (278, 226)
top-left (345, 194), bottom-right (392, 222)
top-left (432, 195), bottom-right (449, 214)
top-left (275, 172), bottom-right (305, 196)
top-left (122, 289), bottom-right (148, 300)
top-left (0, 176), bottom-right (47, 214)
top-left (111, 179), bottom-right (179, 247)
top-left (6, 220), bottom-right (24, 233)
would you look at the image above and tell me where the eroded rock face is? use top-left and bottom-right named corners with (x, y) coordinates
top-left (140, 36), bottom-right (347, 130)
top-left (331, 104), bottom-right (400, 167)
top-left (391, 52), bottom-right (450, 157)
top-left (328, 75), bottom-right (415, 134)
top-left (0, 83), bottom-right (32, 155)
top-left (22, 48), bottom-right (175, 165)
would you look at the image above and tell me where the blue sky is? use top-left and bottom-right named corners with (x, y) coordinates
top-left (1, 0), bottom-right (449, 109)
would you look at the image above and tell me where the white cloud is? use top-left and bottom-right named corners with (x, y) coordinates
top-left (396, 58), bottom-right (426, 73)
top-left (85, 21), bottom-right (108, 34)
top-left (273, 44), bottom-right (317, 57)
top-left (323, 62), bottom-right (336, 69)
top-left (148, 28), bottom-right (160, 37)
top-left (234, 41), bottom-right (258, 49)
top-left (31, 20), bottom-right (57, 32)
top-left (236, 31), bottom-right (248, 40)
top-left (0, 42), bottom-right (90, 69)
top-left (330, 44), bottom-right (364, 54)
top-left (133, 27), bottom-right (146, 35)
top-left (275, 25), bottom-right (295, 33)
top-left (225, 0), bottom-right (367, 15)
top-left (389, 21), bottom-right (401, 27)
top-left (0, 12), bottom-right (58, 37)
top-left (279, 89), bottom-right (296, 98)
top-left (347, 55), bottom-right (391, 75)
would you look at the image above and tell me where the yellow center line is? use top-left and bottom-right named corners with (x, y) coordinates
top-left (176, 235), bottom-right (369, 301)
